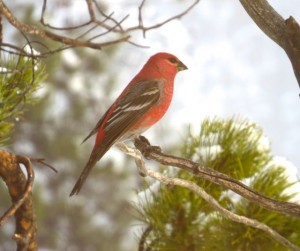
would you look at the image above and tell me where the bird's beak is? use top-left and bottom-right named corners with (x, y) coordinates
top-left (176, 60), bottom-right (188, 72)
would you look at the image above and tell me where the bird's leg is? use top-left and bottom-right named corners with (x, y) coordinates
top-left (115, 142), bottom-right (147, 177)
top-left (134, 135), bottom-right (162, 158)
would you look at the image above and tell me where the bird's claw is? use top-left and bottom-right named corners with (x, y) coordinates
top-left (135, 135), bottom-right (161, 158)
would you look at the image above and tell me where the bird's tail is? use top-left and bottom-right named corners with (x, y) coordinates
top-left (69, 154), bottom-right (99, 196)
top-left (70, 132), bottom-right (117, 196)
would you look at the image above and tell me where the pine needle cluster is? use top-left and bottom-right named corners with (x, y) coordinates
top-left (0, 51), bottom-right (46, 146)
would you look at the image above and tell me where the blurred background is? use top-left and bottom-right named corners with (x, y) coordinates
top-left (1, 0), bottom-right (300, 250)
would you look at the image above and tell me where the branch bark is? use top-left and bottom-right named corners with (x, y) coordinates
top-left (239, 0), bottom-right (300, 88)
top-left (0, 150), bottom-right (37, 251)
top-left (134, 136), bottom-right (300, 218)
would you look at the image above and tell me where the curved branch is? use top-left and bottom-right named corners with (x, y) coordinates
top-left (138, 226), bottom-right (153, 251)
top-left (239, 0), bottom-right (300, 88)
top-left (0, 150), bottom-right (37, 251)
top-left (143, 168), bottom-right (300, 251)
top-left (134, 136), bottom-right (300, 218)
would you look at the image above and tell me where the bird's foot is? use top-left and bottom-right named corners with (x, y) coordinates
top-left (134, 135), bottom-right (161, 158)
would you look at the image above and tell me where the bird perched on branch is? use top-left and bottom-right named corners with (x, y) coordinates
top-left (70, 52), bottom-right (187, 196)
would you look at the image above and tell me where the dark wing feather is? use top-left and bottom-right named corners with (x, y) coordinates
top-left (81, 79), bottom-right (163, 144)
top-left (93, 79), bottom-right (164, 157)
top-left (81, 110), bottom-right (107, 144)
top-left (70, 79), bottom-right (164, 196)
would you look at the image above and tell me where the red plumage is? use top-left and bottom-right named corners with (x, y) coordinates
top-left (70, 52), bottom-right (187, 196)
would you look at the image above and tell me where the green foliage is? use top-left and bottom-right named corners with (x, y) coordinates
top-left (183, 117), bottom-right (271, 178)
top-left (136, 116), bottom-right (300, 251)
top-left (0, 52), bottom-right (46, 146)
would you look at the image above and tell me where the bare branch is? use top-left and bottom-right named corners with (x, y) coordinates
top-left (0, 0), bottom-right (119, 49)
top-left (239, 0), bottom-right (300, 88)
top-left (96, 35), bottom-right (131, 47)
top-left (126, 0), bottom-right (200, 34)
top-left (87, 15), bottom-right (130, 42)
top-left (134, 136), bottom-right (300, 218)
top-left (91, 0), bottom-right (125, 32)
top-left (0, 10), bottom-right (2, 44)
top-left (0, 0), bottom-right (199, 54)
top-left (138, 0), bottom-right (147, 38)
top-left (40, 0), bottom-right (93, 30)
top-left (30, 158), bottom-right (58, 173)
top-left (138, 226), bottom-right (152, 251)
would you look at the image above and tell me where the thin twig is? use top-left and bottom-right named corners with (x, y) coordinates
top-left (0, 9), bottom-right (2, 44)
top-left (41, 0), bottom-right (93, 30)
top-left (30, 158), bottom-right (58, 173)
top-left (0, 0), bottom-right (103, 49)
top-left (127, 40), bottom-right (150, 49)
top-left (138, 0), bottom-right (146, 38)
top-left (0, 43), bottom-right (45, 58)
top-left (88, 14), bottom-right (130, 42)
top-left (92, 0), bottom-right (125, 32)
top-left (126, 0), bottom-right (200, 34)
top-left (96, 35), bottom-right (131, 47)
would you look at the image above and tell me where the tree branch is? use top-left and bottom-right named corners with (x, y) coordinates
top-left (142, 168), bottom-right (300, 251)
top-left (134, 136), bottom-right (300, 218)
top-left (138, 226), bottom-right (152, 251)
top-left (0, 0), bottom-right (199, 55)
top-left (0, 150), bottom-right (37, 251)
top-left (239, 0), bottom-right (300, 88)
top-left (0, 0), bottom-right (112, 50)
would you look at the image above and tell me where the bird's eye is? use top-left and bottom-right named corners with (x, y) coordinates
top-left (167, 58), bottom-right (177, 64)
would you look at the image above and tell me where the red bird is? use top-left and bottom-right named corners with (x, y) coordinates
top-left (70, 52), bottom-right (187, 196)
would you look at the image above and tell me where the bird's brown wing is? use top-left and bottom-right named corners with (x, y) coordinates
top-left (81, 79), bottom-right (164, 144)
top-left (70, 79), bottom-right (164, 196)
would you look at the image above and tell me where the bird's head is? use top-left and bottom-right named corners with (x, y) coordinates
top-left (147, 52), bottom-right (188, 74)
